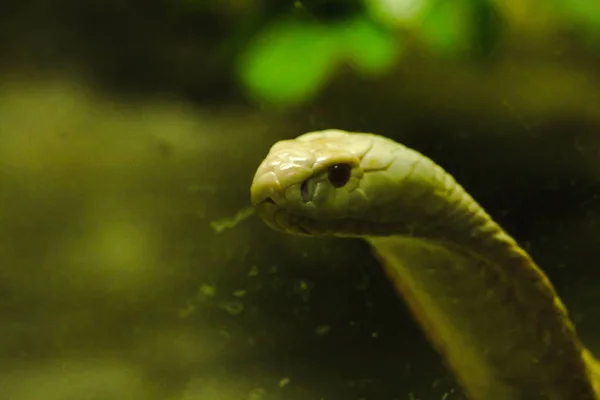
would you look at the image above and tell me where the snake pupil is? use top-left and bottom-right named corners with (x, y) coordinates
top-left (327, 163), bottom-right (351, 188)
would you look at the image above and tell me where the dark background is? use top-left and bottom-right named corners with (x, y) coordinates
top-left (0, 1), bottom-right (599, 399)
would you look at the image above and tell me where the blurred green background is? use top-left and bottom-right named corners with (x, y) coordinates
top-left (1, 0), bottom-right (600, 399)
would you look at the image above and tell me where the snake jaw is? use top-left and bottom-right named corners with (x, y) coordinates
top-left (253, 198), bottom-right (310, 235)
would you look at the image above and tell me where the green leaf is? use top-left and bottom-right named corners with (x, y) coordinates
top-left (338, 16), bottom-right (402, 75)
top-left (237, 19), bottom-right (339, 104)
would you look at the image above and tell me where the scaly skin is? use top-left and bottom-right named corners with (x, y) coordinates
top-left (250, 129), bottom-right (600, 400)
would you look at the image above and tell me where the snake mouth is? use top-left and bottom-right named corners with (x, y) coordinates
top-left (255, 197), bottom-right (379, 238)
top-left (254, 198), bottom-right (314, 235)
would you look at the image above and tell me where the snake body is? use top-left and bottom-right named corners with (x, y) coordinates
top-left (250, 129), bottom-right (600, 400)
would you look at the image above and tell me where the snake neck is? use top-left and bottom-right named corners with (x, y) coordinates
top-left (366, 167), bottom-right (599, 399)
top-left (585, 350), bottom-right (600, 396)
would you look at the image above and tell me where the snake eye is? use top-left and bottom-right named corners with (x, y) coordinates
top-left (327, 163), bottom-right (351, 188)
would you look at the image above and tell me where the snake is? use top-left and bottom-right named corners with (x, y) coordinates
top-left (249, 129), bottom-right (600, 400)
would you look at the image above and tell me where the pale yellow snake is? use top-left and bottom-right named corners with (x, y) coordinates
top-left (249, 129), bottom-right (600, 400)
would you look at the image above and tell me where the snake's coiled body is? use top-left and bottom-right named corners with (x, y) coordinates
top-left (250, 129), bottom-right (600, 399)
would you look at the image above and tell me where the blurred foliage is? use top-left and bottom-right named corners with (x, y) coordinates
top-left (552, 0), bottom-right (600, 32)
top-left (234, 0), bottom-right (600, 105)
top-left (238, 16), bottom-right (399, 104)
top-left (1, 1), bottom-right (600, 399)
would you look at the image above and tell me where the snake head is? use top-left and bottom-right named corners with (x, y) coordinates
top-left (250, 129), bottom-right (404, 236)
